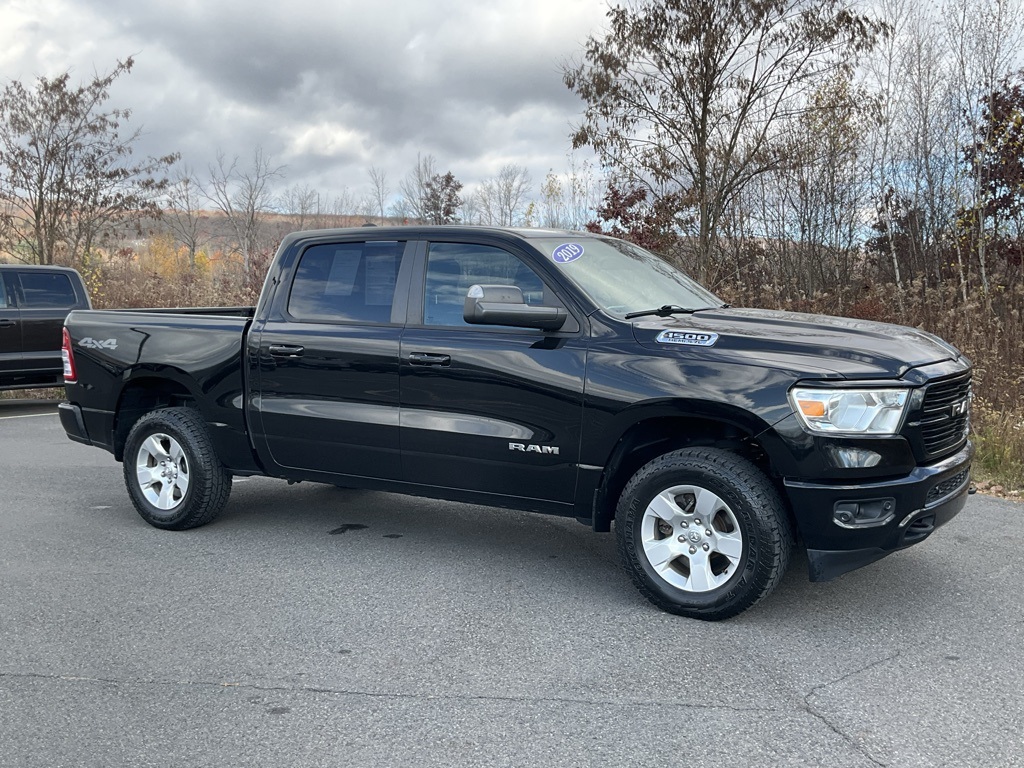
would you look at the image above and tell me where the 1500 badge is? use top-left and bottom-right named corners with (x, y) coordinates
top-left (656, 330), bottom-right (719, 347)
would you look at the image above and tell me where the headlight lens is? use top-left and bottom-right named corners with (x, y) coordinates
top-left (789, 387), bottom-right (910, 435)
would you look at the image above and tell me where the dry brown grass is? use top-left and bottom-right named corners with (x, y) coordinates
top-left (0, 388), bottom-right (63, 400)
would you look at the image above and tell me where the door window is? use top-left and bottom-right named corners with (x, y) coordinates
top-left (0, 274), bottom-right (7, 308)
top-left (17, 272), bottom-right (77, 308)
top-left (423, 242), bottom-right (551, 327)
top-left (288, 241), bottom-right (403, 324)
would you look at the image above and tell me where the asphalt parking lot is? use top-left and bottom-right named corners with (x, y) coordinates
top-left (1, 400), bottom-right (1022, 767)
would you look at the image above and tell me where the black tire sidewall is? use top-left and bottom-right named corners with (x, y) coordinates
top-left (123, 409), bottom-right (216, 530)
top-left (617, 449), bottom-right (786, 618)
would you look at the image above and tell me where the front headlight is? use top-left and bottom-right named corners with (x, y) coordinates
top-left (789, 387), bottom-right (910, 435)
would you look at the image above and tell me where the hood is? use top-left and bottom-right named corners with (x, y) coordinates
top-left (631, 307), bottom-right (964, 379)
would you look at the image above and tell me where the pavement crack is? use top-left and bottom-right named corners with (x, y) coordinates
top-left (801, 652), bottom-right (900, 768)
top-left (0, 670), bottom-right (780, 713)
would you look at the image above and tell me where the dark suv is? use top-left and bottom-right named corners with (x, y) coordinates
top-left (0, 264), bottom-right (90, 391)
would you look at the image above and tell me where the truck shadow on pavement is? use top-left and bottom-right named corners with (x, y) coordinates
top-left (209, 476), bottom-right (951, 623)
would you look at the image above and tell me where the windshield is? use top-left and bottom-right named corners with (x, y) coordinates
top-left (532, 236), bottom-right (722, 317)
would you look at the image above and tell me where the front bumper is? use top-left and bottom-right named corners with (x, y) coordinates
top-left (784, 441), bottom-right (973, 581)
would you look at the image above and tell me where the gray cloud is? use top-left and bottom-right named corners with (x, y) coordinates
top-left (0, 0), bottom-right (607, 208)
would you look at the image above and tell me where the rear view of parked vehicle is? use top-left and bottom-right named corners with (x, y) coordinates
top-left (0, 265), bottom-right (90, 391)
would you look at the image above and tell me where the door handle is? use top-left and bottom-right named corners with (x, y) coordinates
top-left (268, 344), bottom-right (304, 358)
top-left (0, 319), bottom-right (15, 328)
top-left (408, 352), bottom-right (451, 367)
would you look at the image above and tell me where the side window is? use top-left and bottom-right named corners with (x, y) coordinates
top-left (0, 274), bottom-right (7, 309)
top-left (423, 243), bottom-right (550, 327)
top-left (17, 272), bottom-right (77, 309)
top-left (288, 241), bottom-right (403, 324)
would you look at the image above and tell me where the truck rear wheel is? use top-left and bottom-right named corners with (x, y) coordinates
top-left (615, 448), bottom-right (792, 620)
top-left (123, 407), bottom-right (231, 530)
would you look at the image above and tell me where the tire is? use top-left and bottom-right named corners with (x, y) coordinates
top-left (615, 448), bottom-right (792, 621)
top-left (122, 407), bottom-right (232, 530)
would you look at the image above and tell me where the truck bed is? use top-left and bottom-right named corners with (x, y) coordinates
top-left (62, 306), bottom-right (257, 471)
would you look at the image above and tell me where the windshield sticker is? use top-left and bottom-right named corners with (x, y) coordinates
top-left (656, 330), bottom-right (719, 347)
top-left (551, 242), bottom-right (584, 264)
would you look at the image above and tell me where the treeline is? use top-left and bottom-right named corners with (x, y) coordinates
top-left (86, 149), bottom-right (603, 309)
top-left (568, 0), bottom-right (1024, 300)
top-left (0, 57), bottom-right (603, 308)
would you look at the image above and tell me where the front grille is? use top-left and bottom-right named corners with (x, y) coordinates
top-left (919, 372), bottom-right (971, 460)
top-left (926, 468), bottom-right (969, 505)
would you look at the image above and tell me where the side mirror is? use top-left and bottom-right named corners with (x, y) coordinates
top-left (463, 284), bottom-right (567, 331)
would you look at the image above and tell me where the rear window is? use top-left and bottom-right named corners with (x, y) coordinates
top-left (18, 272), bottom-right (78, 309)
top-left (288, 241), bottom-right (404, 324)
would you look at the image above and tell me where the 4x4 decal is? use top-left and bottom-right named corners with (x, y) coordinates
top-left (78, 337), bottom-right (117, 350)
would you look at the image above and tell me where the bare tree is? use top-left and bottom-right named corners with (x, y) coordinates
top-left (539, 155), bottom-right (601, 230)
top-left (398, 154), bottom-right (437, 223)
top-left (459, 191), bottom-right (483, 225)
top-left (164, 165), bottom-right (206, 271)
top-left (540, 172), bottom-right (566, 229)
top-left (206, 147), bottom-right (283, 276)
top-left (368, 166), bottom-right (389, 223)
top-left (279, 184), bottom-right (320, 231)
top-left (863, 0), bottom-right (912, 301)
top-left (325, 187), bottom-right (357, 227)
top-left (907, 16), bottom-right (954, 228)
top-left (355, 193), bottom-right (377, 222)
top-left (788, 76), bottom-right (871, 302)
top-left (479, 164), bottom-right (532, 226)
top-left (945, 0), bottom-right (1024, 296)
top-left (0, 57), bottom-right (177, 265)
top-left (886, 7), bottom-right (957, 290)
top-left (566, 155), bottom-right (603, 231)
top-left (388, 196), bottom-right (413, 223)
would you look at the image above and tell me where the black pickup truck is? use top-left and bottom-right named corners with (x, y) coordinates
top-left (59, 227), bottom-right (973, 619)
top-left (1, 264), bottom-right (90, 391)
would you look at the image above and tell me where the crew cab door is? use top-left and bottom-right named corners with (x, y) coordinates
top-left (252, 238), bottom-right (414, 480)
top-left (0, 273), bottom-right (22, 381)
top-left (399, 239), bottom-right (587, 506)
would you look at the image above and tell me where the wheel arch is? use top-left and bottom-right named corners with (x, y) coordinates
top-left (589, 405), bottom-right (785, 534)
top-left (112, 371), bottom-right (200, 461)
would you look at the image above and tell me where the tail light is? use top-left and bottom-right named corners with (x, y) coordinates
top-left (62, 327), bottom-right (77, 383)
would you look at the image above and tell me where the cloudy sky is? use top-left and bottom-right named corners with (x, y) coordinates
top-left (0, 0), bottom-right (610, 210)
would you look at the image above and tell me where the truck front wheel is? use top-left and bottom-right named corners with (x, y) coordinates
top-left (123, 407), bottom-right (232, 530)
top-left (615, 448), bottom-right (792, 620)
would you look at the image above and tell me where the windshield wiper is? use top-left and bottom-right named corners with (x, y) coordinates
top-left (624, 304), bottom-right (728, 320)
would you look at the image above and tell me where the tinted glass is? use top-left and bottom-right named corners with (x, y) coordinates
top-left (0, 274), bottom-right (7, 309)
top-left (532, 237), bottom-right (722, 316)
top-left (18, 272), bottom-right (77, 308)
top-left (424, 242), bottom-right (549, 327)
top-left (288, 241), bottom-right (403, 324)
